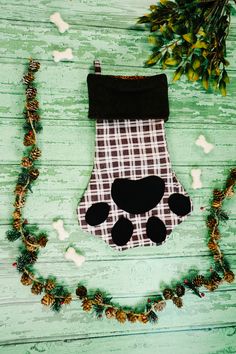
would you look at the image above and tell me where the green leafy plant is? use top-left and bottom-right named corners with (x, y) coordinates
top-left (138, 0), bottom-right (235, 95)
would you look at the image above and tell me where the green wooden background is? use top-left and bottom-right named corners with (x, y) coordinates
top-left (0, 0), bottom-right (236, 353)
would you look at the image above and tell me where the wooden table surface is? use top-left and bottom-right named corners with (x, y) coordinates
top-left (0, 1), bottom-right (235, 353)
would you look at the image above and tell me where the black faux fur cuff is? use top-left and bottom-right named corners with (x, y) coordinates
top-left (87, 73), bottom-right (169, 121)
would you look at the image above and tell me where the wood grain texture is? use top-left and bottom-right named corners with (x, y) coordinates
top-left (0, 0), bottom-right (235, 353)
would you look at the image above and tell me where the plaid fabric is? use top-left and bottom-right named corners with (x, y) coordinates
top-left (77, 118), bottom-right (192, 251)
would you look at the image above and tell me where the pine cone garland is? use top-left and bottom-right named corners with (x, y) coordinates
top-left (29, 168), bottom-right (39, 180)
top-left (14, 198), bottom-right (25, 209)
top-left (192, 275), bottom-right (205, 287)
top-left (45, 279), bottom-right (56, 292)
top-left (30, 147), bottom-right (41, 160)
top-left (21, 157), bottom-right (33, 168)
top-left (172, 296), bottom-right (183, 308)
top-left (29, 60), bottom-right (40, 72)
top-left (26, 100), bottom-right (39, 112)
top-left (31, 282), bottom-right (44, 295)
top-left (26, 87), bottom-right (37, 99)
top-left (127, 312), bottom-right (138, 323)
top-left (175, 284), bottom-right (185, 297)
top-left (24, 131), bottom-right (35, 146)
top-left (41, 293), bottom-right (55, 306)
top-left (224, 270), bottom-right (235, 283)
top-left (208, 240), bottom-right (218, 251)
top-left (76, 285), bottom-right (87, 299)
top-left (82, 298), bottom-right (93, 312)
top-left (163, 288), bottom-right (174, 300)
top-left (212, 200), bottom-right (222, 209)
top-left (23, 72), bottom-right (35, 85)
top-left (21, 272), bottom-right (33, 286)
top-left (115, 310), bottom-right (127, 323)
top-left (105, 307), bottom-right (116, 319)
top-left (213, 189), bottom-right (225, 201)
top-left (153, 300), bottom-right (166, 312)
top-left (94, 292), bottom-right (103, 305)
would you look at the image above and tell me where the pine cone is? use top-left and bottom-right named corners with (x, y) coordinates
top-left (23, 72), bottom-right (35, 85)
top-left (115, 310), bottom-right (127, 323)
top-left (13, 219), bottom-right (22, 230)
top-left (127, 312), bottom-right (138, 323)
top-left (208, 240), bottom-right (218, 251)
top-left (13, 209), bottom-right (21, 220)
top-left (14, 185), bottom-right (25, 195)
top-left (82, 298), bottom-right (93, 312)
top-left (224, 270), bottom-right (235, 283)
top-left (20, 272), bottom-right (33, 286)
top-left (41, 293), bottom-right (55, 306)
top-left (26, 87), bottom-right (37, 99)
top-left (207, 217), bottom-right (217, 229)
top-left (38, 235), bottom-right (48, 247)
top-left (230, 168), bottom-right (236, 180)
top-left (212, 200), bottom-right (222, 209)
top-left (172, 296), bottom-right (183, 308)
top-left (26, 100), bottom-right (39, 112)
top-left (204, 281), bottom-right (218, 292)
top-left (24, 131), bottom-right (35, 146)
top-left (175, 284), bottom-right (185, 297)
top-left (76, 285), bottom-right (87, 299)
top-left (163, 288), bottom-right (174, 300)
top-left (153, 300), bottom-right (166, 312)
top-left (28, 251), bottom-right (38, 264)
top-left (138, 314), bottom-right (148, 324)
top-left (94, 292), bottom-right (103, 305)
top-left (213, 189), bottom-right (225, 201)
top-left (29, 168), bottom-right (39, 180)
top-left (21, 157), bottom-right (33, 168)
top-left (45, 279), bottom-right (56, 292)
top-left (63, 294), bottom-right (72, 305)
top-left (29, 60), bottom-right (40, 72)
top-left (26, 112), bottom-right (40, 122)
top-left (31, 282), bottom-right (44, 295)
top-left (14, 198), bottom-right (25, 209)
top-left (211, 228), bottom-right (220, 240)
top-left (105, 307), bottom-right (116, 319)
top-left (192, 275), bottom-right (205, 287)
top-left (24, 239), bottom-right (38, 252)
top-left (210, 271), bottom-right (222, 284)
top-left (30, 147), bottom-right (41, 160)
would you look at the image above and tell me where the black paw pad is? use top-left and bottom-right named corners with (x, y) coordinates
top-left (146, 216), bottom-right (167, 244)
top-left (85, 202), bottom-right (110, 226)
top-left (111, 176), bottom-right (165, 214)
top-left (111, 217), bottom-right (134, 246)
top-left (168, 193), bottom-right (191, 216)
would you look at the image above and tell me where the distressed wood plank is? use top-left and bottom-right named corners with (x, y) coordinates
top-left (0, 326), bottom-right (235, 354)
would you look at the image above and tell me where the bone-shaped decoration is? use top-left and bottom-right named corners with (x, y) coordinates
top-left (52, 219), bottom-right (69, 241)
top-left (64, 247), bottom-right (85, 267)
top-left (50, 12), bottom-right (70, 33)
top-left (191, 169), bottom-right (202, 189)
top-left (195, 135), bottom-right (214, 154)
top-left (52, 48), bottom-right (73, 63)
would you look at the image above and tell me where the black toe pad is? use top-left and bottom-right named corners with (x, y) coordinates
top-left (146, 216), bottom-right (167, 244)
top-left (168, 193), bottom-right (191, 216)
top-left (85, 202), bottom-right (110, 226)
top-left (111, 217), bottom-right (134, 246)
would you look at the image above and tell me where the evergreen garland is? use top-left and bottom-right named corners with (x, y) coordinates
top-left (7, 59), bottom-right (235, 324)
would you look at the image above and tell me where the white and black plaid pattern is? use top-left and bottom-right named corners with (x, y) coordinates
top-left (77, 118), bottom-right (192, 251)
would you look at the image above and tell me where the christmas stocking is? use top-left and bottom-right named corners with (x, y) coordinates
top-left (77, 62), bottom-right (193, 251)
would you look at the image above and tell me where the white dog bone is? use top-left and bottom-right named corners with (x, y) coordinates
top-left (52, 48), bottom-right (73, 63)
top-left (50, 12), bottom-right (70, 33)
top-left (191, 169), bottom-right (202, 189)
top-left (195, 135), bottom-right (214, 154)
top-left (52, 219), bottom-right (69, 241)
top-left (65, 247), bottom-right (85, 267)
